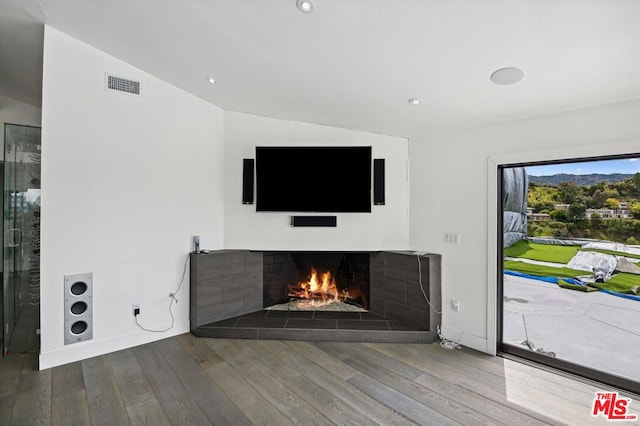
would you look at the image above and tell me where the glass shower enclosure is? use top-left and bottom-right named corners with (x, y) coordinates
top-left (2, 124), bottom-right (41, 357)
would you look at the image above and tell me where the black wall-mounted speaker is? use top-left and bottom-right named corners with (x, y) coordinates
top-left (242, 159), bottom-right (254, 204)
top-left (373, 158), bottom-right (385, 205)
top-left (291, 216), bottom-right (337, 227)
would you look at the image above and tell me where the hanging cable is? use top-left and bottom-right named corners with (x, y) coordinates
top-left (416, 253), bottom-right (465, 349)
top-left (416, 253), bottom-right (442, 314)
top-left (135, 253), bottom-right (190, 333)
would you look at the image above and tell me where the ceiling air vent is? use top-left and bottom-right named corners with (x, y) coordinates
top-left (106, 74), bottom-right (140, 95)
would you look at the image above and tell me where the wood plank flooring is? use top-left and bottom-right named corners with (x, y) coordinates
top-left (1, 334), bottom-right (638, 425)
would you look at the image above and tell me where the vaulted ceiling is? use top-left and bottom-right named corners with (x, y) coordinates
top-left (2, 0), bottom-right (640, 139)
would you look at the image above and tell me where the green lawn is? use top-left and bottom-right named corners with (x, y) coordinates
top-left (504, 240), bottom-right (580, 264)
top-left (595, 272), bottom-right (640, 294)
top-left (504, 260), bottom-right (639, 294)
top-left (557, 279), bottom-right (592, 292)
top-left (503, 260), bottom-right (586, 278)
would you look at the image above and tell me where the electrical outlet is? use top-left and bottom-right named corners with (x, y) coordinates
top-left (450, 300), bottom-right (460, 312)
top-left (132, 303), bottom-right (140, 316)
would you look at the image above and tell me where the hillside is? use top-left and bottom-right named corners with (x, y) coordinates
top-left (524, 172), bottom-right (640, 243)
top-left (528, 173), bottom-right (632, 186)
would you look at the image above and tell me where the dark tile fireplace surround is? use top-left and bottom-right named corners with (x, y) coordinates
top-left (189, 250), bottom-right (441, 343)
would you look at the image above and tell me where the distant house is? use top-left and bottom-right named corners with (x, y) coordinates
top-left (529, 213), bottom-right (551, 221)
top-left (586, 209), bottom-right (614, 219)
top-left (616, 209), bottom-right (633, 219)
top-left (585, 208), bottom-right (633, 220)
top-left (526, 207), bottom-right (550, 221)
top-left (554, 203), bottom-right (570, 211)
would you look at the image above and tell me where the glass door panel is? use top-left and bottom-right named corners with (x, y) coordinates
top-left (498, 158), bottom-right (640, 395)
top-left (3, 124), bottom-right (41, 357)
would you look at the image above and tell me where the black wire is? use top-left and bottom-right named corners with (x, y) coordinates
top-left (416, 253), bottom-right (442, 314)
top-left (135, 253), bottom-right (190, 333)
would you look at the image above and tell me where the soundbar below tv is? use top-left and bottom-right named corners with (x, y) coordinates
top-left (255, 146), bottom-right (372, 213)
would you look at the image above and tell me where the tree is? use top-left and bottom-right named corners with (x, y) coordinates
top-left (590, 213), bottom-right (603, 230)
top-left (567, 202), bottom-right (586, 220)
top-left (606, 219), bottom-right (627, 241)
top-left (550, 209), bottom-right (568, 222)
top-left (588, 182), bottom-right (606, 196)
top-left (588, 189), bottom-right (607, 208)
top-left (527, 185), bottom-right (559, 212)
top-left (625, 236), bottom-right (639, 246)
top-left (633, 173), bottom-right (640, 195)
top-left (630, 202), bottom-right (640, 218)
top-left (552, 225), bottom-right (570, 239)
top-left (605, 198), bottom-right (620, 210)
top-left (603, 188), bottom-right (621, 199)
top-left (530, 201), bottom-right (556, 212)
top-left (614, 180), bottom-right (633, 197)
top-left (558, 182), bottom-right (583, 204)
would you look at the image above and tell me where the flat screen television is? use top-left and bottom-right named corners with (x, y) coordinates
top-left (255, 146), bottom-right (372, 212)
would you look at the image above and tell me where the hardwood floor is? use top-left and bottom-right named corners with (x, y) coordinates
top-left (1, 334), bottom-right (638, 425)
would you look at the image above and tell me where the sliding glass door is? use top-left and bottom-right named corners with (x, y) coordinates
top-left (2, 124), bottom-right (41, 357)
top-left (498, 155), bottom-right (640, 394)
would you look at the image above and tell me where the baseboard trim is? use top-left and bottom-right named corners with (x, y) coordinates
top-left (39, 320), bottom-right (189, 370)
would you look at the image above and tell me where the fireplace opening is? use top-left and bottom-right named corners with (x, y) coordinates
top-left (263, 252), bottom-right (370, 312)
top-left (191, 250), bottom-right (441, 343)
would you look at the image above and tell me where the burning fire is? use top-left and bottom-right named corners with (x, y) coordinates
top-left (288, 267), bottom-right (351, 307)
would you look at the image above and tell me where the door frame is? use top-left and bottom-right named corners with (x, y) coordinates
top-left (488, 151), bottom-right (640, 396)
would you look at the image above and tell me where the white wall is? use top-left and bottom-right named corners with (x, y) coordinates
top-left (37, 22), bottom-right (640, 370)
top-left (224, 111), bottom-right (410, 251)
top-left (39, 26), bottom-right (225, 368)
top-left (0, 94), bottom-right (42, 161)
top-left (409, 99), bottom-right (640, 354)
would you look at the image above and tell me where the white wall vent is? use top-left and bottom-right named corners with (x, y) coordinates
top-left (106, 74), bottom-right (140, 95)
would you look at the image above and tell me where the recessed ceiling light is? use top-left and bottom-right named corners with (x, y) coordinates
top-left (207, 77), bottom-right (216, 84)
top-left (408, 98), bottom-right (422, 105)
top-left (296, 0), bottom-right (315, 13)
top-left (490, 67), bottom-right (525, 85)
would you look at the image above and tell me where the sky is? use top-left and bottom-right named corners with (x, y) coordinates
top-left (525, 157), bottom-right (640, 176)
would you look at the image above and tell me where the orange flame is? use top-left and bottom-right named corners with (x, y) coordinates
top-left (288, 267), bottom-right (345, 307)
